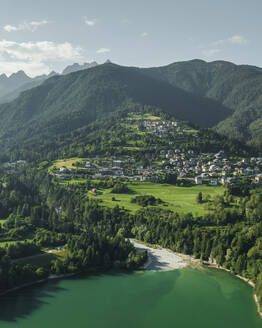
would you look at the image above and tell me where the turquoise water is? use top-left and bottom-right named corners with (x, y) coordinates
top-left (0, 268), bottom-right (261, 328)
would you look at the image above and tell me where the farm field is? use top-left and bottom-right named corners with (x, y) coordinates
top-left (91, 182), bottom-right (226, 216)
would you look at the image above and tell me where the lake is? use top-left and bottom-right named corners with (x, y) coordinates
top-left (0, 267), bottom-right (261, 328)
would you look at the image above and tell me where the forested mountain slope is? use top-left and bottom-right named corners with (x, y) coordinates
top-left (2, 59), bottom-right (262, 152)
top-left (143, 60), bottom-right (262, 147)
top-left (0, 63), bottom-right (230, 152)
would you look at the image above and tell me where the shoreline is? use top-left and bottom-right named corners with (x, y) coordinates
top-left (0, 272), bottom-right (76, 297)
top-left (131, 239), bottom-right (262, 319)
top-left (203, 262), bottom-right (262, 319)
top-left (1, 240), bottom-right (261, 320)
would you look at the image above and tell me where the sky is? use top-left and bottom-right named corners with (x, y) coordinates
top-left (0, 0), bottom-right (261, 76)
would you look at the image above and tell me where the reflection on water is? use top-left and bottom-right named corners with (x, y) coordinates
top-left (0, 280), bottom-right (67, 322)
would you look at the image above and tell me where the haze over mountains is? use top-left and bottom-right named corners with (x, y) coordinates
top-left (62, 61), bottom-right (98, 75)
top-left (0, 70), bottom-right (58, 105)
top-left (0, 61), bottom-right (99, 104)
top-left (0, 70), bottom-right (32, 99)
top-left (0, 59), bottom-right (262, 155)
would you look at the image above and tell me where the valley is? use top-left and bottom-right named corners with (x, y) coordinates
top-left (0, 62), bottom-right (262, 325)
top-left (0, 0), bottom-right (262, 326)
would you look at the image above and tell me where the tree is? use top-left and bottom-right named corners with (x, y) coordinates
top-left (163, 173), bottom-right (177, 185)
top-left (35, 267), bottom-right (49, 279)
top-left (196, 192), bottom-right (203, 204)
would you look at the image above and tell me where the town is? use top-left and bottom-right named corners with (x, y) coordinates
top-left (52, 150), bottom-right (262, 186)
top-left (2, 116), bottom-right (262, 188)
top-left (47, 115), bottom-right (262, 187)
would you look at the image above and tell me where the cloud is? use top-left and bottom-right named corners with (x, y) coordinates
top-left (0, 40), bottom-right (83, 76)
top-left (96, 48), bottom-right (110, 54)
top-left (84, 18), bottom-right (97, 26)
top-left (228, 35), bottom-right (248, 45)
top-left (202, 48), bottom-right (221, 57)
top-left (0, 61), bottom-right (50, 77)
top-left (0, 40), bottom-right (82, 61)
top-left (3, 25), bottom-right (18, 32)
top-left (141, 32), bottom-right (149, 38)
top-left (202, 35), bottom-right (248, 57)
top-left (3, 20), bottom-right (49, 32)
top-left (211, 35), bottom-right (248, 47)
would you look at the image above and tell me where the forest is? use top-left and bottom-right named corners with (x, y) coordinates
top-left (0, 164), bottom-right (262, 309)
top-left (0, 107), bottom-right (261, 312)
top-left (0, 169), bottom-right (147, 292)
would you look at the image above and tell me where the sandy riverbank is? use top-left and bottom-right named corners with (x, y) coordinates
top-left (130, 239), bottom-right (199, 271)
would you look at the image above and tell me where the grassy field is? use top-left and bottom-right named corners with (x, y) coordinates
top-left (127, 113), bottom-right (161, 121)
top-left (91, 182), bottom-right (225, 216)
top-left (49, 157), bottom-right (84, 170)
top-left (123, 146), bottom-right (143, 151)
top-left (184, 129), bottom-right (199, 134)
top-left (0, 219), bottom-right (7, 227)
top-left (14, 250), bottom-right (66, 268)
top-left (14, 253), bottom-right (56, 267)
top-left (59, 178), bottom-right (87, 185)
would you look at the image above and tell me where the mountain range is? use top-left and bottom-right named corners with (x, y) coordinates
top-left (0, 61), bottom-right (99, 104)
top-left (0, 71), bottom-right (31, 99)
top-left (0, 59), bottom-right (261, 158)
top-left (0, 71), bottom-right (58, 105)
top-left (0, 63), bottom-right (230, 145)
top-left (143, 59), bottom-right (262, 147)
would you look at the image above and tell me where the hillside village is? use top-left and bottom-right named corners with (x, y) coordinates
top-left (2, 116), bottom-right (262, 187)
top-left (46, 117), bottom-right (262, 187)
top-left (53, 150), bottom-right (262, 186)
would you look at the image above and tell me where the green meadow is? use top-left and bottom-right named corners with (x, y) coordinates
top-left (49, 157), bottom-right (84, 171)
top-left (14, 250), bottom-right (65, 268)
top-left (91, 182), bottom-right (225, 216)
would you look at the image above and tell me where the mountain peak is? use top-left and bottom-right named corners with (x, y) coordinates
top-left (10, 70), bottom-right (29, 78)
top-left (9, 71), bottom-right (31, 84)
top-left (62, 62), bottom-right (98, 75)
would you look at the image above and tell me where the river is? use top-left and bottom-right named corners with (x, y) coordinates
top-left (0, 267), bottom-right (261, 327)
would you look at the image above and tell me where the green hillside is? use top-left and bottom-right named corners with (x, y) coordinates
top-left (0, 63), bottom-right (231, 158)
top-left (143, 59), bottom-right (262, 148)
top-left (0, 59), bottom-right (261, 157)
